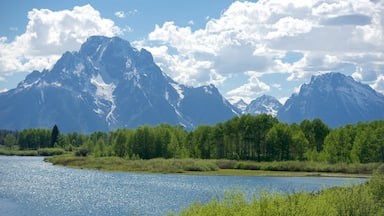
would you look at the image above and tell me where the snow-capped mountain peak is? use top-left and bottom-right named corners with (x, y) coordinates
top-left (278, 72), bottom-right (384, 127)
top-left (0, 36), bottom-right (239, 133)
top-left (233, 99), bottom-right (248, 113)
top-left (245, 95), bottom-right (282, 117)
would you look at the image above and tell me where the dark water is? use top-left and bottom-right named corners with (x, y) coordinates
top-left (0, 156), bottom-right (367, 216)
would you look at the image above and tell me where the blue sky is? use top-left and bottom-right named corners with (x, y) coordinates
top-left (1, 0), bottom-right (383, 104)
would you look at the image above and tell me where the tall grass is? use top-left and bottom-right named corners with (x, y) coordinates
top-left (46, 154), bottom-right (380, 175)
top-left (216, 160), bottom-right (380, 174)
top-left (0, 147), bottom-right (64, 156)
top-left (173, 172), bottom-right (384, 216)
top-left (46, 155), bottom-right (219, 173)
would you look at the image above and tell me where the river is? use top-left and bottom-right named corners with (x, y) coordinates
top-left (0, 156), bottom-right (367, 215)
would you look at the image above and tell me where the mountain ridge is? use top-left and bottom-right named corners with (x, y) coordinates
top-left (277, 72), bottom-right (384, 127)
top-left (0, 36), bottom-right (239, 133)
top-left (245, 95), bottom-right (282, 117)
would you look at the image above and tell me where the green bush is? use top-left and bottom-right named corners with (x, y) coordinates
top-left (37, 148), bottom-right (64, 156)
top-left (216, 160), bottom-right (237, 169)
top-left (175, 180), bottom-right (382, 216)
top-left (75, 148), bottom-right (89, 157)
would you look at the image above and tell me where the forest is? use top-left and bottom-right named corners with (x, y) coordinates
top-left (1, 114), bottom-right (384, 164)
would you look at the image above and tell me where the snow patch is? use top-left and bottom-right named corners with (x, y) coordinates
top-left (51, 82), bottom-right (62, 87)
top-left (90, 74), bottom-right (117, 125)
top-left (124, 68), bottom-right (142, 88)
top-left (125, 58), bottom-right (132, 69)
top-left (74, 63), bottom-right (84, 77)
top-left (171, 83), bottom-right (184, 100)
top-left (204, 86), bottom-right (213, 94)
top-left (165, 90), bottom-right (169, 101)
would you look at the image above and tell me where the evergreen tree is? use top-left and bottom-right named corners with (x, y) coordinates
top-left (51, 124), bottom-right (59, 147)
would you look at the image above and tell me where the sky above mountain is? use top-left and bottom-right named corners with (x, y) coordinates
top-left (1, 0), bottom-right (383, 104)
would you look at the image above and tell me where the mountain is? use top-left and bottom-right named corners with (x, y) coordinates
top-left (278, 72), bottom-right (384, 127)
top-left (0, 36), bottom-right (239, 133)
top-left (233, 99), bottom-right (248, 113)
top-left (245, 95), bottom-right (282, 117)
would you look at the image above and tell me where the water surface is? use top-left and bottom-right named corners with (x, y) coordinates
top-left (0, 156), bottom-right (366, 215)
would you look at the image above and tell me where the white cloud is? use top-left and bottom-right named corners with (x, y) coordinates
top-left (0, 5), bottom-right (122, 74)
top-left (226, 73), bottom-right (270, 102)
top-left (371, 74), bottom-right (384, 94)
top-left (115, 11), bottom-right (126, 18)
top-left (115, 9), bottom-right (139, 18)
top-left (144, 0), bottom-right (384, 99)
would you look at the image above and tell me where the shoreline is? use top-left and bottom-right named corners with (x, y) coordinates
top-left (45, 155), bottom-right (375, 178)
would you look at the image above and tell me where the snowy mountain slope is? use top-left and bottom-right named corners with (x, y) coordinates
top-left (233, 99), bottom-right (248, 114)
top-left (278, 72), bottom-right (384, 127)
top-left (245, 95), bottom-right (282, 117)
top-left (0, 36), bottom-right (239, 133)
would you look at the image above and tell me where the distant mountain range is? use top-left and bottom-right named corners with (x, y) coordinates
top-left (233, 95), bottom-right (282, 117)
top-left (0, 36), bottom-right (238, 133)
top-left (0, 36), bottom-right (383, 132)
top-left (277, 72), bottom-right (384, 127)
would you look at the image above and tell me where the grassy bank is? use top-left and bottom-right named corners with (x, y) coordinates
top-left (0, 148), bottom-right (64, 156)
top-left (172, 172), bottom-right (384, 216)
top-left (45, 155), bottom-right (219, 173)
top-left (45, 154), bottom-right (380, 177)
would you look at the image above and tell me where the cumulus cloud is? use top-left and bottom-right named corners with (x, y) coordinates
top-left (115, 9), bottom-right (139, 18)
top-left (143, 0), bottom-right (384, 100)
top-left (0, 4), bottom-right (122, 74)
top-left (371, 74), bottom-right (384, 94)
top-left (115, 11), bottom-right (126, 18)
top-left (226, 71), bottom-right (271, 102)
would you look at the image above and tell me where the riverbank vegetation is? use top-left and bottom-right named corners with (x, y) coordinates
top-left (172, 168), bottom-right (384, 215)
top-left (45, 155), bottom-right (378, 177)
top-left (1, 115), bottom-right (384, 174)
top-left (0, 147), bottom-right (64, 156)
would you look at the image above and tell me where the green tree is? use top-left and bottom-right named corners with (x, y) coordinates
top-left (351, 126), bottom-right (376, 163)
top-left (51, 124), bottom-right (59, 148)
top-left (113, 130), bottom-right (130, 158)
top-left (4, 133), bottom-right (16, 149)
top-left (291, 124), bottom-right (309, 160)
top-left (266, 123), bottom-right (293, 161)
top-left (312, 118), bottom-right (330, 152)
top-left (323, 127), bottom-right (352, 163)
top-left (95, 138), bottom-right (106, 157)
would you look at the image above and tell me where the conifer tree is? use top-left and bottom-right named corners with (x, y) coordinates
top-left (51, 124), bottom-right (59, 147)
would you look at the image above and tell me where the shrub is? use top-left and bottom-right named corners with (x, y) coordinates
top-left (37, 148), bottom-right (64, 156)
top-left (216, 160), bottom-right (237, 169)
top-left (75, 148), bottom-right (89, 157)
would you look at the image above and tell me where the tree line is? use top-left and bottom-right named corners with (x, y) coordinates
top-left (1, 114), bottom-right (383, 163)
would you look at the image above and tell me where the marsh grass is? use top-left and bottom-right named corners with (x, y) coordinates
top-left (216, 160), bottom-right (380, 175)
top-left (0, 147), bottom-right (64, 156)
top-left (45, 155), bottom-right (379, 176)
top-left (173, 174), bottom-right (384, 216)
top-left (45, 155), bottom-right (219, 173)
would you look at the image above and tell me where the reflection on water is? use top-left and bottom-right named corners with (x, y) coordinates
top-left (0, 156), bottom-right (367, 216)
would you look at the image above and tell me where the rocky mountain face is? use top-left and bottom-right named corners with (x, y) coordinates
top-left (0, 36), bottom-right (239, 133)
top-left (232, 95), bottom-right (282, 117)
top-left (278, 72), bottom-right (384, 127)
top-left (245, 95), bottom-right (282, 117)
top-left (233, 99), bottom-right (248, 113)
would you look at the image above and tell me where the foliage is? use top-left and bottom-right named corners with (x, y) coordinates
top-left (174, 173), bottom-right (384, 216)
top-left (37, 148), bottom-right (65, 156)
top-left (75, 148), bottom-right (89, 157)
top-left (45, 155), bottom-right (219, 173)
top-left (215, 160), bottom-right (380, 174)
top-left (1, 117), bottom-right (384, 165)
top-left (4, 133), bottom-right (16, 149)
top-left (51, 124), bottom-right (60, 147)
